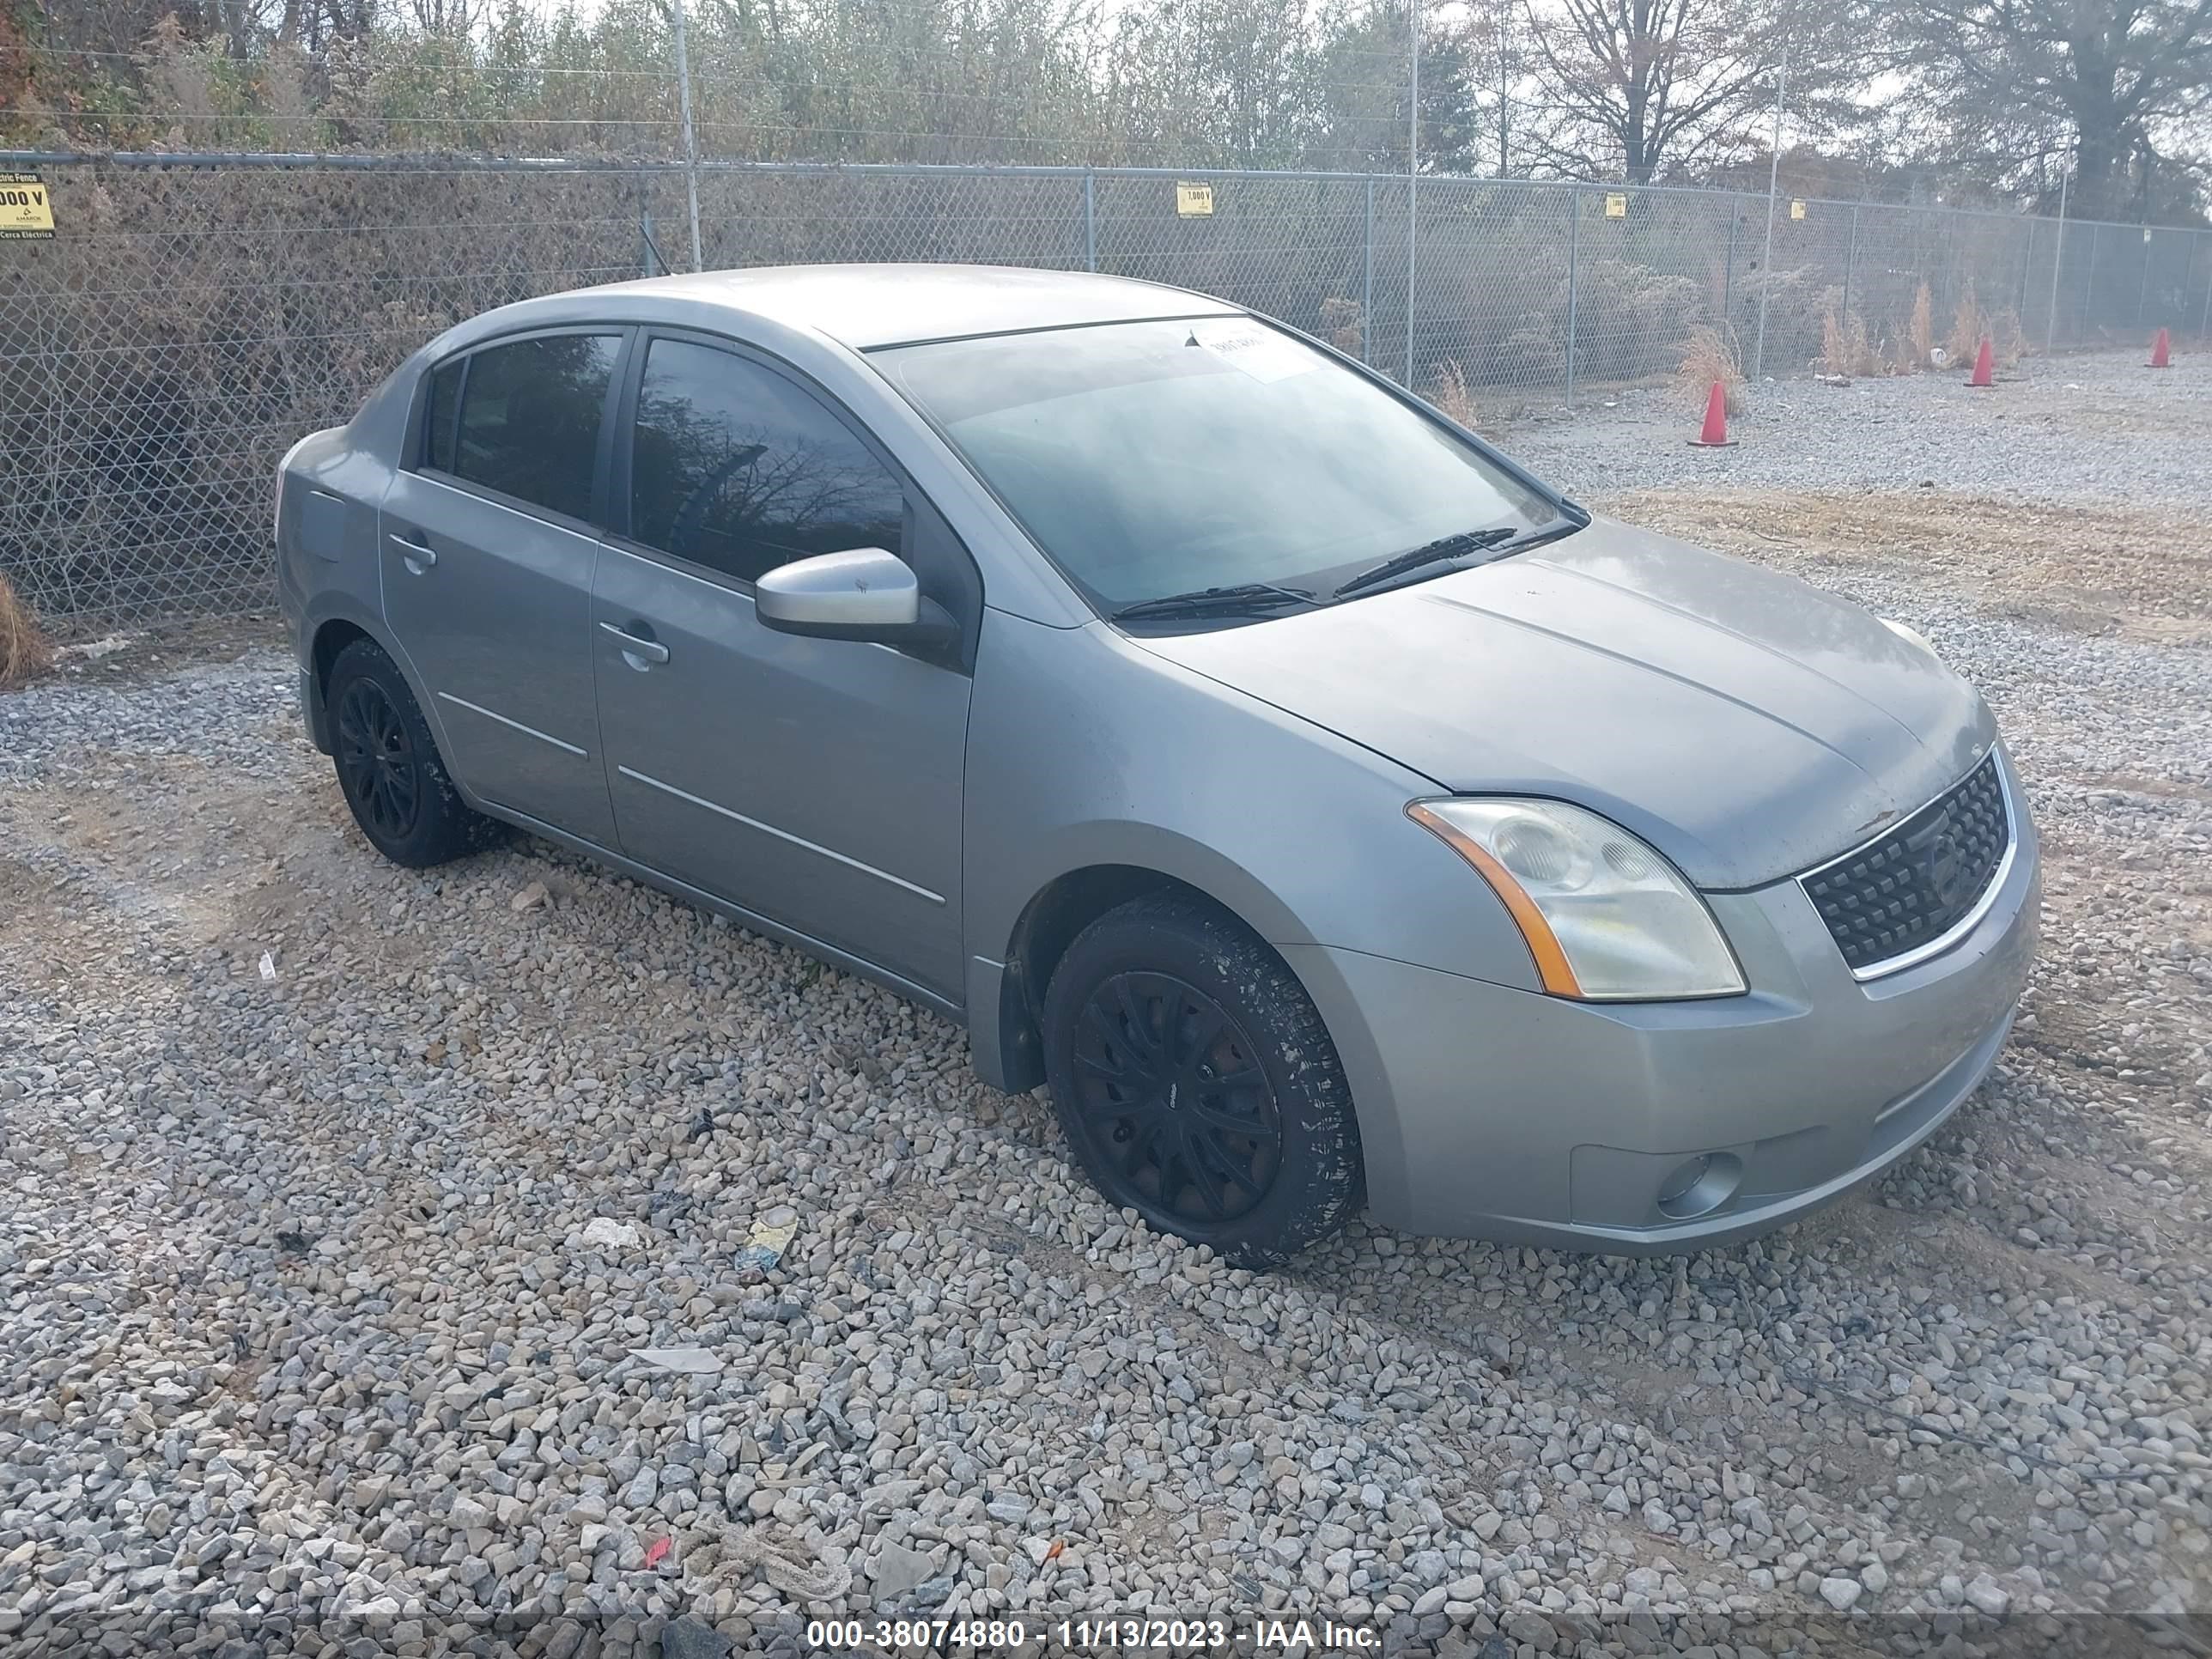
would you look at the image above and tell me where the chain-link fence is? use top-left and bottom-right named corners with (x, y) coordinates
top-left (5, 150), bottom-right (2210, 629)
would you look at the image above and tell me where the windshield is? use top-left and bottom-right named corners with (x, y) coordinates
top-left (872, 317), bottom-right (1560, 614)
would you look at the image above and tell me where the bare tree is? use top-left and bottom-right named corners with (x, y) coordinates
top-left (1893, 0), bottom-right (2212, 220)
top-left (1516, 0), bottom-right (1872, 183)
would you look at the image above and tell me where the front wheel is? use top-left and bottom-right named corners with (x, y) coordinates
top-left (1041, 894), bottom-right (1364, 1268)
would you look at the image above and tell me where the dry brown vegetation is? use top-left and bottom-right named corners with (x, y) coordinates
top-left (1319, 296), bottom-right (1364, 357)
top-left (1908, 280), bottom-right (1936, 367)
top-left (0, 573), bottom-right (52, 689)
top-left (1675, 325), bottom-right (1745, 414)
top-left (1990, 304), bottom-right (2030, 368)
top-left (1427, 358), bottom-right (1480, 429)
top-left (1820, 306), bottom-right (1884, 378)
top-left (1945, 281), bottom-right (1986, 366)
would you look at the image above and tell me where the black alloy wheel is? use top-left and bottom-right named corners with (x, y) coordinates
top-left (335, 675), bottom-right (421, 843)
top-left (1041, 893), bottom-right (1364, 1267)
top-left (1067, 971), bottom-right (1284, 1229)
top-left (324, 636), bottom-right (504, 868)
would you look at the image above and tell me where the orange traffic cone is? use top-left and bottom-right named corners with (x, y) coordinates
top-left (1968, 336), bottom-right (1995, 388)
top-left (1686, 381), bottom-right (1735, 447)
top-left (2148, 326), bottom-right (2172, 368)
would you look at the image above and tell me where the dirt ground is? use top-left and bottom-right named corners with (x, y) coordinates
top-left (1606, 490), bottom-right (2212, 644)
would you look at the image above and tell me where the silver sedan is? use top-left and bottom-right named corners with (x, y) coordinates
top-left (276, 264), bottom-right (2039, 1267)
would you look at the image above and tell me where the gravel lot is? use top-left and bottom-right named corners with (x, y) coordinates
top-left (3, 349), bottom-right (2210, 1658)
top-left (1513, 343), bottom-right (2212, 506)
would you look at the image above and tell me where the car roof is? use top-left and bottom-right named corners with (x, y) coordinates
top-left (569, 263), bottom-right (1243, 349)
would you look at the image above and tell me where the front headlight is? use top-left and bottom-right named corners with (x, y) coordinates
top-left (1407, 798), bottom-right (1746, 1000)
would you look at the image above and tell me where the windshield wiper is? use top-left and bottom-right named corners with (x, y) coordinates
top-left (1109, 581), bottom-right (1317, 623)
top-left (1331, 527), bottom-right (1517, 599)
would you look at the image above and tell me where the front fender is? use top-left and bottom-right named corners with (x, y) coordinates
top-left (959, 609), bottom-right (1549, 1113)
top-left (963, 613), bottom-right (1546, 987)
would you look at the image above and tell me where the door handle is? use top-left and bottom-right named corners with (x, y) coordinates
top-left (599, 620), bottom-right (670, 665)
top-left (389, 532), bottom-right (438, 574)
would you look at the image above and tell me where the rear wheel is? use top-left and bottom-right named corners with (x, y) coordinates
top-left (1041, 894), bottom-right (1363, 1268)
top-left (327, 638), bottom-right (503, 868)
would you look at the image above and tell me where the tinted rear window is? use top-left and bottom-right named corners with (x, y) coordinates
top-left (450, 333), bottom-right (620, 521)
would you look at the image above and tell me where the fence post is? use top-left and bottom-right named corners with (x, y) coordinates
top-left (2045, 171), bottom-right (2067, 352)
top-left (2081, 221), bottom-right (2099, 339)
top-left (1752, 45), bottom-right (1788, 380)
top-left (1564, 186), bottom-right (1580, 405)
top-left (1362, 176), bottom-right (1376, 365)
top-left (1083, 170), bottom-right (1097, 272)
top-left (1722, 206), bottom-right (1739, 337)
top-left (2201, 228), bottom-right (2212, 341)
top-left (640, 207), bottom-right (658, 277)
top-left (1840, 204), bottom-right (1856, 325)
top-left (1404, 0), bottom-right (1421, 388)
top-left (2136, 225), bottom-right (2152, 327)
top-left (2017, 216), bottom-right (2034, 319)
top-left (669, 0), bottom-right (703, 271)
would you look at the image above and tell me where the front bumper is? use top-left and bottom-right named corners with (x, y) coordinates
top-left (1290, 750), bottom-right (2041, 1253)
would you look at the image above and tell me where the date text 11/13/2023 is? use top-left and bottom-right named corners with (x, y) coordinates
top-left (805, 1616), bottom-right (1381, 1651)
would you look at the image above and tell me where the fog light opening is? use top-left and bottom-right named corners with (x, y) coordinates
top-left (1656, 1152), bottom-right (1743, 1221)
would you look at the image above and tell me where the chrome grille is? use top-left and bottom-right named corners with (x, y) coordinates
top-left (1801, 755), bottom-right (2012, 976)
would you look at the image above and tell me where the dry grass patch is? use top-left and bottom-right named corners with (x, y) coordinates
top-left (1989, 304), bottom-right (2029, 368)
top-left (1426, 358), bottom-right (1481, 431)
top-left (1906, 280), bottom-right (1936, 368)
top-left (1820, 306), bottom-right (1884, 378)
top-left (1943, 281), bottom-right (1986, 366)
top-left (0, 574), bottom-right (52, 689)
top-left (1591, 488), bottom-right (2212, 643)
top-left (1674, 325), bottom-right (1745, 415)
top-left (1320, 295), bottom-right (1364, 357)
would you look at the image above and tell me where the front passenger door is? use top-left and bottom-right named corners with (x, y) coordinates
top-left (590, 334), bottom-right (975, 1000)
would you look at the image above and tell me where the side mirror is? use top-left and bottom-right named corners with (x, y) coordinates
top-left (754, 548), bottom-right (958, 650)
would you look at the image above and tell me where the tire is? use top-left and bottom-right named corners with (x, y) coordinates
top-left (325, 638), bottom-right (505, 868)
top-left (1041, 893), bottom-right (1364, 1268)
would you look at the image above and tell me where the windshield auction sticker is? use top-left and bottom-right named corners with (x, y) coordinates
top-left (1188, 319), bottom-right (1318, 384)
top-left (0, 173), bottom-right (55, 240)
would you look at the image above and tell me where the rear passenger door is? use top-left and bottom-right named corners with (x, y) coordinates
top-left (590, 331), bottom-right (977, 1000)
top-left (380, 328), bottom-right (624, 847)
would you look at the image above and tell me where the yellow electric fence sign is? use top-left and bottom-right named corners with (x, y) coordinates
top-left (1176, 181), bottom-right (1215, 217)
top-left (0, 173), bottom-right (55, 240)
top-left (1790, 198), bottom-right (1808, 220)
top-left (1603, 192), bottom-right (1627, 218)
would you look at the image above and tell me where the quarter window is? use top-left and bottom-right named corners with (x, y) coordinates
top-left (422, 358), bottom-right (462, 473)
top-left (629, 337), bottom-right (904, 583)
top-left (448, 333), bottom-right (620, 521)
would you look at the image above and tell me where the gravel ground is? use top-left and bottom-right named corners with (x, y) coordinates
top-left (1510, 345), bottom-right (2212, 506)
top-left (4, 350), bottom-right (2212, 1659)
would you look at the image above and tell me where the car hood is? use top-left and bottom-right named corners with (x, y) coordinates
top-left (1135, 515), bottom-right (1994, 889)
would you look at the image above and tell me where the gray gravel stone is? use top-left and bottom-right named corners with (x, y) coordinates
top-left (2, 358), bottom-right (2209, 1654)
